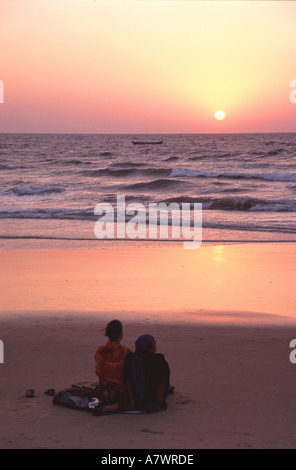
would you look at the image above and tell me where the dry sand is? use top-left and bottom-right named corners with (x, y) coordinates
top-left (1, 314), bottom-right (296, 449)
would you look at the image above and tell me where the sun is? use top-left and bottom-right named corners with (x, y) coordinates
top-left (215, 110), bottom-right (225, 120)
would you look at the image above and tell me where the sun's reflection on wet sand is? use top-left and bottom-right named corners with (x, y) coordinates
top-left (213, 245), bottom-right (226, 263)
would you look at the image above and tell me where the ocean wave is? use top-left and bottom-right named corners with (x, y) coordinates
top-left (63, 159), bottom-right (92, 165)
top-left (288, 184), bottom-right (296, 191)
top-left (164, 156), bottom-right (179, 162)
top-left (217, 153), bottom-right (236, 158)
top-left (0, 164), bottom-right (14, 170)
top-left (218, 187), bottom-right (251, 193)
top-left (122, 178), bottom-right (185, 191)
top-left (249, 151), bottom-right (264, 156)
top-left (163, 196), bottom-right (203, 205)
top-left (81, 167), bottom-right (170, 178)
top-left (188, 155), bottom-right (208, 161)
top-left (0, 208), bottom-right (94, 219)
top-left (265, 141), bottom-right (276, 146)
top-left (164, 196), bottom-right (296, 212)
top-left (1, 208), bottom-right (296, 235)
top-left (203, 220), bottom-right (296, 234)
top-left (188, 153), bottom-right (239, 161)
top-left (110, 161), bottom-right (146, 168)
top-left (140, 168), bottom-right (171, 177)
top-left (81, 168), bottom-right (138, 177)
top-left (9, 184), bottom-right (66, 196)
top-left (204, 197), bottom-right (294, 212)
top-left (100, 151), bottom-right (113, 157)
top-left (249, 148), bottom-right (287, 157)
top-left (170, 167), bottom-right (296, 182)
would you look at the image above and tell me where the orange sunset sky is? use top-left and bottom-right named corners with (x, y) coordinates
top-left (0, 0), bottom-right (296, 133)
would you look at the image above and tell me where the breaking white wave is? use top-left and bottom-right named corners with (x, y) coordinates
top-left (170, 167), bottom-right (296, 182)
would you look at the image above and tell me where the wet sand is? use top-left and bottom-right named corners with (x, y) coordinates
top-left (0, 243), bottom-right (296, 322)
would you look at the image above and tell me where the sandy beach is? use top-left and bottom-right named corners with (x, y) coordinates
top-left (1, 315), bottom-right (296, 449)
top-left (1, 242), bottom-right (296, 449)
top-left (1, 242), bottom-right (296, 321)
top-left (2, 0), bottom-right (296, 453)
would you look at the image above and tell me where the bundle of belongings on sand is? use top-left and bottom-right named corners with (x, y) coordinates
top-left (52, 381), bottom-right (125, 416)
top-left (52, 381), bottom-right (173, 416)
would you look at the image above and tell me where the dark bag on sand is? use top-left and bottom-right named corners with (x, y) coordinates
top-left (53, 386), bottom-right (94, 411)
top-left (52, 382), bottom-right (119, 415)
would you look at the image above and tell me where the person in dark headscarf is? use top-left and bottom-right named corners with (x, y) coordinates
top-left (123, 334), bottom-right (171, 412)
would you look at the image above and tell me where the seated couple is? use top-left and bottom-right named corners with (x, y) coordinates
top-left (94, 320), bottom-right (171, 413)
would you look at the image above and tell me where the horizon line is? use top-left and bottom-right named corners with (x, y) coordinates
top-left (0, 131), bottom-right (296, 136)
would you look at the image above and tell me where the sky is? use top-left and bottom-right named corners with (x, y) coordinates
top-left (0, 0), bottom-right (296, 134)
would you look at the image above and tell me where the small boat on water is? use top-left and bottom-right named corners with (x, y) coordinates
top-left (132, 140), bottom-right (163, 145)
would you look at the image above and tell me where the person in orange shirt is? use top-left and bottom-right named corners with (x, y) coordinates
top-left (94, 319), bottom-right (132, 405)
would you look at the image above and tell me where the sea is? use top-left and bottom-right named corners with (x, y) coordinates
top-left (1, 132), bottom-right (296, 248)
